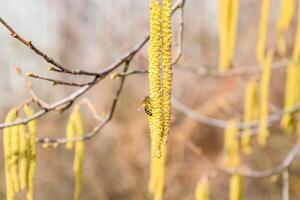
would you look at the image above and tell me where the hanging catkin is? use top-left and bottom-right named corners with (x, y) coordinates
top-left (19, 123), bottom-right (28, 190)
top-left (161, 0), bottom-right (172, 145)
top-left (11, 122), bottom-right (20, 192)
top-left (241, 80), bottom-right (259, 154)
top-left (72, 106), bottom-right (85, 200)
top-left (149, 144), bottom-right (167, 200)
top-left (3, 108), bottom-right (18, 200)
top-left (66, 111), bottom-right (76, 150)
top-left (256, 0), bottom-right (272, 63)
top-left (229, 174), bottom-right (244, 200)
top-left (24, 105), bottom-right (37, 200)
top-left (224, 120), bottom-right (240, 168)
top-left (258, 50), bottom-right (273, 146)
top-left (277, 0), bottom-right (296, 55)
top-left (148, 0), bottom-right (163, 158)
top-left (219, 0), bottom-right (239, 72)
top-left (195, 177), bottom-right (210, 200)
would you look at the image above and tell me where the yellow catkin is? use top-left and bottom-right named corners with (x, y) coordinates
top-left (258, 50), bottom-right (273, 146)
top-left (149, 0), bottom-right (163, 158)
top-left (3, 108), bottom-right (18, 200)
top-left (11, 122), bottom-right (20, 192)
top-left (195, 177), bottom-right (210, 200)
top-left (241, 80), bottom-right (259, 154)
top-left (149, 144), bottom-right (167, 200)
top-left (19, 123), bottom-right (28, 190)
top-left (161, 0), bottom-right (172, 145)
top-left (277, 0), bottom-right (296, 55)
top-left (256, 0), bottom-right (272, 63)
top-left (72, 106), bottom-right (85, 200)
top-left (219, 0), bottom-right (240, 72)
top-left (229, 174), bottom-right (244, 200)
top-left (66, 111), bottom-right (76, 150)
top-left (24, 105), bottom-right (37, 200)
top-left (224, 120), bottom-right (240, 168)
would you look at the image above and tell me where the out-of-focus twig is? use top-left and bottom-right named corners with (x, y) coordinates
top-left (282, 170), bottom-right (290, 200)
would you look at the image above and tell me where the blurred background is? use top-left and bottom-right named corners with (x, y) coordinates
top-left (1, 0), bottom-right (300, 199)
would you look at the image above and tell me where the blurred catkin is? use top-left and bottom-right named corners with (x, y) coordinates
top-left (11, 123), bottom-right (20, 192)
top-left (241, 80), bottom-right (259, 154)
top-left (149, 0), bottom-right (163, 158)
top-left (66, 110), bottom-right (76, 149)
top-left (3, 108), bottom-right (18, 200)
top-left (161, 0), bottom-right (172, 145)
top-left (72, 106), bottom-right (85, 200)
top-left (149, 144), bottom-right (167, 200)
top-left (256, 0), bottom-right (272, 63)
top-left (19, 124), bottom-right (28, 190)
top-left (229, 174), bottom-right (244, 200)
top-left (24, 105), bottom-right (37, 200)
top-left (219, 0), bottom-right (239, 72)
top-left (224, 120), bottom-right (240, 168)
top-left (195, 177), bottom-right (210, 200)
top-left (258, 50), bottom-right (273, 146)
top-left (277, 0), bottom-right (296, 55)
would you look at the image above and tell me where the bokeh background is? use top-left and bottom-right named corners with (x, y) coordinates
top-left (1, 0), bottom-right (300, 199)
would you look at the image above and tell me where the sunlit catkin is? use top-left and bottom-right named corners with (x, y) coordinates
top-left (24, 105), bottom-right (37, 200)
top-left (66, 111), bottom-right (76, 149)
top-left (229, 174), bottom-right (244, 200)
top-left (72, 106), bottom-right (85, 200)
top-left (3, 108), bottom-right (18, 200)
top-left (219, 0), bottom-right (240, 72)
top-left (161, 0), bottom-right (172, 145)
top-left (149, 0), bottom-right (163, 158)
top-left (19, 124), bottom-right (28, 190)
top-left (11, 122), bottom-right (20, 192)
top-left (277, 0), bottom-right (296, 55)
top-left (224, 120), bottom-right (240, 168)
top-left (149, 144), bottom-right (167, 200)
top-left (195, 177), bottom-right (210, 200)
top-left (256, 0), bottom-right (272, 63)
top-left (241, 80), bottom-right (259, 154)
top-left (258, 50), bottom-right (273, 146)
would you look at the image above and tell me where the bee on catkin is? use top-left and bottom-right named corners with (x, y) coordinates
top-left (224, 120), bottom-right (240, 168)
top-left (256, 0), bottom-right (272, 63)
top-left (258, 50), bottom-right (273, 146)
top-left (148, 0), bottom-right (164, 158)
top-left (24, 105), bottom-right (37, 200)
top-left (142, 96), bottom-right (153, 116)
top-left (149, 144), bottom-right (167, 200)
top-left (241, 80), bottom-right (259, 154)
top-left (219, 0), bottom-right (239, 72)
top-left (3, 108), bottom-right (18, 200)
top-left (277, 0), bottom-right (296, 55)
top-left (229, 174), bottom-right (244, 200)
top-left (195, 177), bottom-right (210, 200)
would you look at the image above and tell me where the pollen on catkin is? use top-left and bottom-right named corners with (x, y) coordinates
top-left (256, 0), bottom-right (272, 63)
top-left (72, 106), bottom-right (85, 200)
top-left (148, 0), bottom-right (163, 158)
top-left (3, 108), bottom-right (18, 200)
top-left (229, 174), bottom-right (244, 200)
top-left (161, 0), bottom-right (172, 145)
top-left (241, 80), bottom-right (259, 154)
top-left (219, 0), bottom-right (240, 72)
top-left (24, 104), bottom-right (37, 200)
top-left (19, 124), bottom-right (28, 190)
top-left (277, 0), bottom-right (296, 55)
top-left (149, 144), bottom-right (167, 200)
top-left (195, 177), bottom-right (210, 200)
top-left (258, 50), bottom-right (273, 146)
top-left (224, 120), bottom-right (240, 168)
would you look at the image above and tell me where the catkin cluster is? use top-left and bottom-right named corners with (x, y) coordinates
top-left (256, 0), bottom-right (271, 63)
top-left (219, 0), bottom-right (239, 72)
top-left (224, 120), bottom-right (240, 168)
top-left (65, 105), bottom-right (85, 200)
top-left (148, 0), bottom-right (173, 158)
top-left (241, 80), bottom-right (259, 154)
top-left (3, 105), bottom-right (37, 200)
top-left (195, 177), bottom-right (210, 200)
top-left (277, 0), bottom-right (296, 55)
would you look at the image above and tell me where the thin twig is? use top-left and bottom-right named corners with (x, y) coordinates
top-left (282, 170), bottom-right (290, 200)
